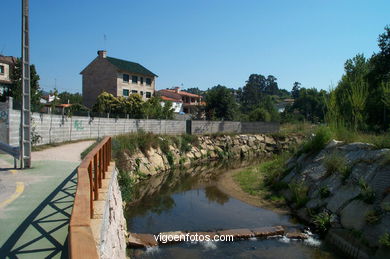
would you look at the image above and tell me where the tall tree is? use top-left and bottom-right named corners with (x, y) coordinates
top-left (10, 58), bottom-right (42, 111)
top-left (291, 82), bottom-right (301, 99)
top-left (205, 85), bottom-right (238, 120)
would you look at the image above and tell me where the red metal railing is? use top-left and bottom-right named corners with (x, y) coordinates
top-left (69, 136), bottom-right (112, 258)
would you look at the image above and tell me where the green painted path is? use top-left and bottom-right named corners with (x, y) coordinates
top-left (0, 141), bottom-right (94, 259)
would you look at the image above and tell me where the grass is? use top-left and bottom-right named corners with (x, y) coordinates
top-left (301, 126), bottom-right (332, 154)
top-left (365, 210), bottom-right (382, 225)
top-left (289, 181), bottom-right (309, 208)
top-left (80, 138), bottom-right (102, 159)
top-left (323, 151), bottom-right (347, 176)
top-left (358, 178), bottom-right (376, 204)
top-left (279, 122), bottom-right (316, 137)
top-left (312, 211), bottom-right (332, 234)
top-left (319, 186), bottom-right (331, 199)
top-left (32, 138), bottom-right (96, 152)
top-left (379, 233), bottom-right (390, 248)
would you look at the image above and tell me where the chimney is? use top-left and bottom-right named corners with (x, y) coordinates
top-left (97, 50), bottom-right (107, 58)
top-left (174, 86), bottom-right (180, 93)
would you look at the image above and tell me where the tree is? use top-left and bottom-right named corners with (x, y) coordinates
top-left (58, 91), bottom-right (82, 104)
top-left (10, 58), bottom-right (42, 111)
top-left (291, 82), bottom-right (301, 99)
top-left (205, 85), bottom-right (238, 120)
top-left (183, 87), bottom-right (204, 96)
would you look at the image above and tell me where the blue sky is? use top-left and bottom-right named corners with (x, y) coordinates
top-left (2, 0), bottom-right (389, 93)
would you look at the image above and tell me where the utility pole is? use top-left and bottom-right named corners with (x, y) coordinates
top-left (20, 0), bottom-right (31, 168)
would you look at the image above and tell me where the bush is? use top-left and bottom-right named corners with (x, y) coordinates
top-left (301, 126), bottom-right (332, 154)
top-left (323, 152), bottom-right (347, 176)
top-left (289, 181), bottom-right (309, 208)
top-left (313, 211), bottom-right (332, 234)
top-left (117, 169), bottom-right (134, 202)
top-left (358, 178), bottom-right (376, 204)
top-left (180, 134), bottom-right (199, 153)
top-left (365, 210), bottom-right (381, 225)
top-left (262, 153), bottom-right (291, 189)
top-left (379, 233), bottom-right (390, 248)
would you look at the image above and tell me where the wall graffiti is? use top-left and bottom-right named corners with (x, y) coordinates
top-left (0, 110), bottom-right (8, 124)
top-left (74, 120), bottom-right (84, 130)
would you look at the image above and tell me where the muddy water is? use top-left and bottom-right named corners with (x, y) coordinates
top-left (125, 160), bottom-right (340, 259)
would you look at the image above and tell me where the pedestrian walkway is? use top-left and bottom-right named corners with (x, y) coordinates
top-left (0, 140), bottom-right (94, 259)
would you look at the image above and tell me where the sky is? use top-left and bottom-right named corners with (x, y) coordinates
top-left (1, 0), bottom-right (389, 93)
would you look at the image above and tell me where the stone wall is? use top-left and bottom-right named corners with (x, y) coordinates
top-left (119, 134), bottom-right (302, 181)
top-left (281, 140), bottom-right (390, 258)
top-left (98, 168), bottom-right (127, 259)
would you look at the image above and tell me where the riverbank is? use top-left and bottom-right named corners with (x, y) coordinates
top-left (217, 166), bottom-right (290, 214)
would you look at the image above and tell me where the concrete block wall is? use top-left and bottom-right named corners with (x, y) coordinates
top-left (7, 109), bottom-right (187, 146)
top-left (2, 105), bottom-right (279, 146)
top-left (191, 121), bottom-right (279, 135)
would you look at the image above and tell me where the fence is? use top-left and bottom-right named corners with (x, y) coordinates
top-left (0, 99), bottom-right (279, 146)
top-left (69, 136), bottom-right (112, 259)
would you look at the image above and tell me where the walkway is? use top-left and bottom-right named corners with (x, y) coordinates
top-left (0, 140), bottom-right (94, 259)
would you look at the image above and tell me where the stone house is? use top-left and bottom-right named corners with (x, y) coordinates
top-left (80, 50), bottom-right (157, 108)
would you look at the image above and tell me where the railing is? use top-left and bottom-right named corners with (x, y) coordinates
top-left (69, 136), bottom-right (112, 259)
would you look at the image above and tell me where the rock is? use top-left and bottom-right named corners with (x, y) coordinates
top-left (217, 228), bottom-right (254, 239)
top-left (127, 233), bottom-right (158, 247)
top-left (264, 136), bottom-right (276, 145)
top-left (326, 139), bottom-right (344, 149)
top-left (304, 163), bottom-right (327, 182)
top-left (250, 226), bottom-right (284, 237)
top-left (362, 214), bottom-right (390, 247)
top-left (326, 185), bottom-right (361, 213)
top-left (286, 232), bottom-right (308, 239)
top-left (340, 200), bottom-right (373, 231)
top-left (369, 167), bottom-right (390, 198)
top-left (340, 142), bottom-right (375, 151)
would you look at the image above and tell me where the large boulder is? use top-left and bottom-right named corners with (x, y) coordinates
top-left (326, 185), bottom-right (361, 213)
top-left (340, 200), bottom-right (373, 231)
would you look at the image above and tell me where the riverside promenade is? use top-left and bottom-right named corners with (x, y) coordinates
top-left (0, 141), bottom-right (94, 258)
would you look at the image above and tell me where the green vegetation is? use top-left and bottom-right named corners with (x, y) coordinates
top-left (379, 233), bottom-right (390, 248)
top-left (301, 126), bottom-right (332, 154)
top-left (289, 181), bottom-right (309, 208)
top-left (92, 91), bottom-right (174, 119)
top-left (80, 138), bottom-right (102, 159)
top-left (312, 211), bottom-right (332, 234)
top-left (365, 210), bottom-right (382, 225)
top-left (358, 178), bottom-right (376, 204)
top-left (319, 186), bottom-right (331, 199)
top-left (118, 169), bottom-right (135, 201)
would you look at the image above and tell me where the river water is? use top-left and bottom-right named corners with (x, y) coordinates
top-left (125, 160), bottom-right (340, 259)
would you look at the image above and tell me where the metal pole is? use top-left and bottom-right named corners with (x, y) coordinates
top-left (20, 0), bottom-right (31, 168)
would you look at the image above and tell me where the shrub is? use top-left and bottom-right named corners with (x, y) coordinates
top-left (301, 126), bottom-right (332, 154)
top-left (180, 134), bottom-right (199, 153)
top-left (319, 186), bottom-right (331, 199)
top-left (323, 152), bottom-right (347, 176)
top-left (117, 169), bottom-right (134, 202)
top-left (166, 151), bottom-right (175, 168)
top-left (379, 233), bottom-right (390, 248)
top-left (289, 181), bottom-right (309, 208)
top-left (262, 153), bottom-right (291, 189)
top-left (365, 210), bottom-right (381, 225)
top-left (358, 178), bottom-right (376, 204)
top-left (313, 211), bottom-right (332, 234)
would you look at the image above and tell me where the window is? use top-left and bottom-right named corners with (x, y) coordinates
top-left (146, 92), bottom-right (151, 98)
top-left (132, 76), bottom-right (138, 84)
top-left (131, 90), bottom-right (138, 94)
top-left (140, 77), bottom-right (144, 84)
top-left (123, 74), bottom-right (129, 82)
top-left (140, 91), bottom-right (144, 96)
top-left (146, 78), bottom-right (152, 86)
top-left (123, 89), bottom-right (129, 96)
top-left (0, 65), bottom-right (4, 74)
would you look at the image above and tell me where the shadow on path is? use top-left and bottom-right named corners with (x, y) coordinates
top-left (0, 169), bottom-right (77, 258)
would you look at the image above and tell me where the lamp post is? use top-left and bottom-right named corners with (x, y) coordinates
top-left (20, 0), bottom-right (31, 168)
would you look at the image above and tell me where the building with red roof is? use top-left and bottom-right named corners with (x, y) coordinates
top-left (158, 87), bottom-right (204, 114)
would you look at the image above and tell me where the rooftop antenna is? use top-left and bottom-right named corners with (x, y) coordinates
top-left (104, 34), bottom-right (107, 51)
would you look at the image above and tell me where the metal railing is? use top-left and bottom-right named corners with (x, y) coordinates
top-left (0, 142), bottom-right (19, 168)
top-left (69, 136), bottom-right (112, 259)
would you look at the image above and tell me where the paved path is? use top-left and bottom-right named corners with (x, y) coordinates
top-left (0, 140), bottom-right (94, 259)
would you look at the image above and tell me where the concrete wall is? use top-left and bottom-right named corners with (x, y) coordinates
top-left (7, 109), bottom-right (187, 146)
top-left (1, 100), bottom-right (279, 146)
top-left (191, 121), bottom-right (279, 135)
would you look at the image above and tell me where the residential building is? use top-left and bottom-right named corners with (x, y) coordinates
top-left (160, 96), bottom-right (183, 113)
top-left (80, 50), bottom-right (157, 108)
top-left (158, 87), bottom-right (205, 114)
top-left (0, 55), bottom-right (17, 97)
